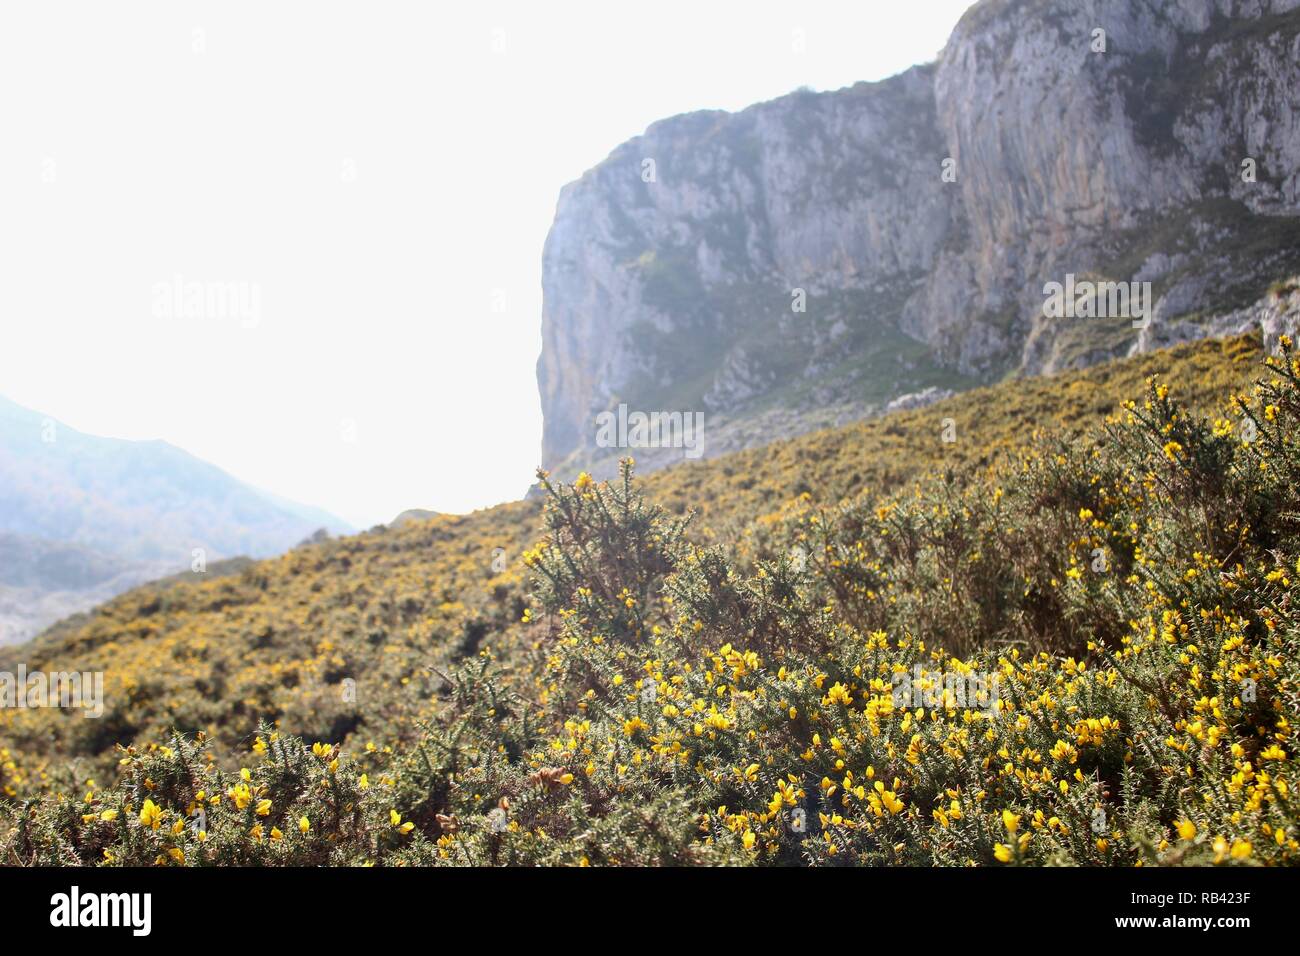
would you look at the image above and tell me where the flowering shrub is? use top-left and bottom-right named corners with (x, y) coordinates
top-left (2, 335), bottom-right (1294, 865)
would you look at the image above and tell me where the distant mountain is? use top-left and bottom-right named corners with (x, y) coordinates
top-left (0, 394), bottom-right (352, 644)
top-left (257, 487), bottom-right (359, 540)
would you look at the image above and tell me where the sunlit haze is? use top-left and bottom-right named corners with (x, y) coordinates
top-left (0, 0), bottom-right (974, 527)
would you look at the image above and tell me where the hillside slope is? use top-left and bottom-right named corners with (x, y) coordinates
top-left (0, 335), bottom-right (1262, 787)
top-left (4, 332), bottom-right (1296, 867)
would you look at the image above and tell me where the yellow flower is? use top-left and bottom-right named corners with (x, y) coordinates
top-left (826, 682), bottom-right (852, 706)
top-left (140, 799), bottom-right (163, 831)
top-left (1002, 809), bottom-right (1020, 834)
top-left (741, 830), bottom-right (756, 850)
top-left (1212, 836), bottom-right (1228, 861)
top-left (270, 827), bottom-right (284, 841)
top-left (1162, 440), bottom-right (1183, 462)
top-left (298, 816), bottom-right (311, 834)
top-left (994, 843), bottom-right (1013, 863)
top-left (99, 809), bottom-right (118, 822)
top-left (1176, 819), bottom-right (1196, 840)
top-left (256, 799), bottom-right (272, 817)
top-left (574, 472), bottom-right (593, 492)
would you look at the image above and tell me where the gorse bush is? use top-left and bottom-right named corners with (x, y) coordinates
top-left (0, 337), bottom-right (1255, 787)
top-left (2, 336), bottom-right (1295, 866)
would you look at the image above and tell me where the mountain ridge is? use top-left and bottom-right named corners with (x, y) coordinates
top-left (0, 393), bottom-right (352, 644)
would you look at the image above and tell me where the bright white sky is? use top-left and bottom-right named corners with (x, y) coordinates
top-left (0, 0), bottom-right (974, 528)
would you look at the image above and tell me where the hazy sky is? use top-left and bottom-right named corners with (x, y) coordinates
top-left (0, 0), bottom-right (974, 528)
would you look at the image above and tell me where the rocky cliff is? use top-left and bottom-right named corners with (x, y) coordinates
top-left (537, 0), bottom-right (1300, 477)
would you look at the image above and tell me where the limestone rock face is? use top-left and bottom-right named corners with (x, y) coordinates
top-left (538, 0), bottom-right (1300, 477)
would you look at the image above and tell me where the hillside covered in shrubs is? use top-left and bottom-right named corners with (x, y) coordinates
top-left (2, 334), bottom-right (1295, 866)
